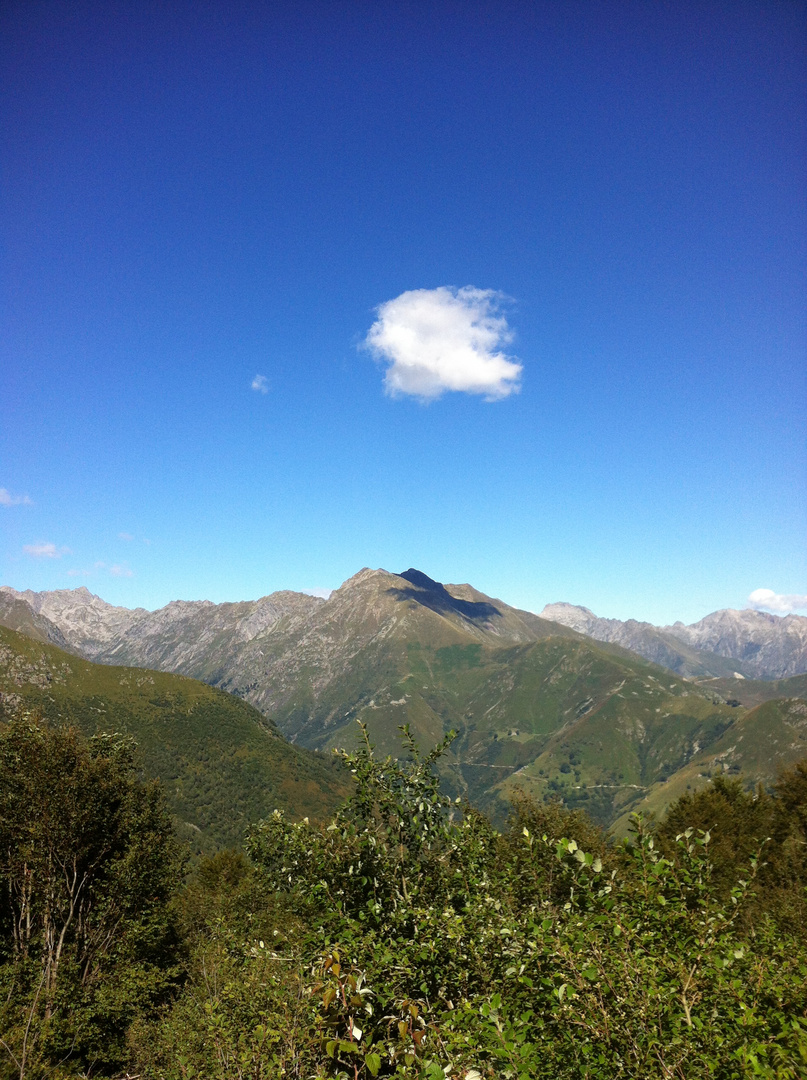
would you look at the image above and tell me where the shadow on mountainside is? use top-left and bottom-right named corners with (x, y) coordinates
top-left (388, 568), bottom-right (502, 625)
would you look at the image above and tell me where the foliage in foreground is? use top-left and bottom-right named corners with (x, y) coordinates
top-left (134, 726), bottom-right (807, 1080)
top-left (1, 716), bottom-right (805, 1078)
top-left (0, 716), bottom-right (185, 1079)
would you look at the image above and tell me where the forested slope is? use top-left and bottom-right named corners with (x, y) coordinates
top-left (0, 626), bottom-right (348, 850)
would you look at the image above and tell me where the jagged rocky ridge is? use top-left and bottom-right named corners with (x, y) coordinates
top-left (540, 602), bottom-right (807, 680)
top-left (3, 574), bottom-right (805, 687)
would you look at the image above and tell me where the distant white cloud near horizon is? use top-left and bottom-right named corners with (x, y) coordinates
top-left (251, 374), bottom-right (269, 394)
top-left (748, 588), bottom-right (807, 613)
top-left (24, 542), bottom-right (66, 559)
top-left (67, 560), bottom-right (133, 578)
top-left (0, 487), bottom-right (32, 506)
top-left (363, 286), bottom-right (522, 401)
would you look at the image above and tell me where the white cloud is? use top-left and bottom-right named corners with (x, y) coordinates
top-left (302, 587), bottom-right (333, 599)
top-left (66, 560), bottom-right (136, 578)
top-left (748, 588), bottom-right (807, 614)
top-left (363, 286), bottom-right (522, 401)
top-left (24, 542), bottom-right (67, 559)
top-left (118, 531), bottom-right (134, 541)
top-left (0, 487), bottom-right (33, 506)
top-left (251, 374), bottom-right (269, 394)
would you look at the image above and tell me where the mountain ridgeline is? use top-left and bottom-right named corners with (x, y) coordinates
top-left (540, 600), bottom-right (807, 680)
top-left (2, 569), bottom-right (806, 829)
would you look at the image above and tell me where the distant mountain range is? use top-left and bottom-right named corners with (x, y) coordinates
top-left (3, 573), bottom-right (805, 682)
top-left (2, 570), bottom-right (806, 830)
top-left (540, 602), bottom-right (807, 680)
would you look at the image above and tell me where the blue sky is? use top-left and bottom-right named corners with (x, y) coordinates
top-left (2, 0), bottom-right (805, 624)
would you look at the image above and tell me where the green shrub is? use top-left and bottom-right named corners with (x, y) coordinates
top-left (136, 727), bottom-right (807, 1079)
top-left (0, 715), bottom-right (184, 1078)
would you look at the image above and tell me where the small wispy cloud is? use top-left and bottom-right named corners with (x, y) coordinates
top-left (118, 531), bottom-right (134, 541)
top-left (251, 374), bottom-right (269, 394)
top-left (302, 587), bottom-right (333, 600)
top-left (1, 487), bottom-right (33, 507)
top-left (363, 286), bottom-right (522, 402)
top-left (24, 542), bottom-right (69, 559)
top-left (747, 588), bottom-right (807, 614)
top-left (109, 564), bottom-right (133, 578)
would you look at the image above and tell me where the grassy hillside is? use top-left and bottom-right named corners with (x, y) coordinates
top-left (0, 626), bottom-right (348, 851)
top-left (610, 695), bottom-right (807, 833)
top-left (269, 627), bottom-right (762, 826)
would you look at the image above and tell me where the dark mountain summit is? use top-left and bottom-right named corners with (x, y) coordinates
top-left (392, 568), bottom-right (502, 624)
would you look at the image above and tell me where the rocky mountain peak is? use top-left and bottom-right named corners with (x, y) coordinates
top-left (335, 567), bottom-right (385, 590)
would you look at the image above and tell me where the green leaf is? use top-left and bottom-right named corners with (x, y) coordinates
top-left (365, 1051), bottom-right (382, 1076)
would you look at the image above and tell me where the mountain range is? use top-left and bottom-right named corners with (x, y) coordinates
top-left (2, 570), bottom-right (806, 831)
top-left (3, 573), bottom-right (805, 685)
top-left (540, 601), bottom-right (807, 680)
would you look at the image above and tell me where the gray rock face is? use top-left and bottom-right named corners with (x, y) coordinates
top-left (541, 602), bottom-right (807, 680)
top-left (0, 570), bottom-right (567, 724)
top-left (0, 586), bottom-right (148, 655)
top-left (0, 591), bottom-right (72, 651)
top-left (664, 609), bottom-right (807, 679)
top-left (99, 591), bottom-right (324, 681)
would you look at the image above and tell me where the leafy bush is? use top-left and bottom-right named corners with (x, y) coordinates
top-left (135, 726), bottom-right (807, 1079)
top-left (2, 715), bottom-right (804, 1077)
top-left (657, 770), bottom-right (807, 932)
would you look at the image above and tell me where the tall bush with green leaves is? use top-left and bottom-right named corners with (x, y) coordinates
top-left (0, 716), bottom-right (184, 1079)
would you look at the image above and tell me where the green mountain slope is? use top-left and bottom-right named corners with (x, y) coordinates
top-left (0, 626), bottom-right (348, 851)
top-left (265, 608), bottom-right (755, 825)
top-left (610, 695), bottom-right (807, 833)
top-left (3, 569), bottom-right (805, 835)
top-left (152, 568), bottom-right (798, 831)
